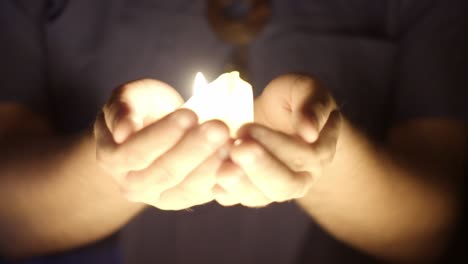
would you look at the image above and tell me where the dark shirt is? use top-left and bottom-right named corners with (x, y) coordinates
top-left (1, 0), bottom-right (467, 263)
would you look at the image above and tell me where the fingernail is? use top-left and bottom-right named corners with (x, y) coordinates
top-left (299, 120), bottom-right (318, 143)
top-left (172, 110), bottom-right (196, 129)
top-left (206, 129), bottom-right (227, 143)
top-left (247, 125), bottom-right (266, 140)
top-left (201, 123), bottom-right (228, 143)
top-left (114, 118), bottom-right (135, 143)
top-left (233, 139), bottom-right (243, 146)
top-left (217, 146), bottom-right (230, 160)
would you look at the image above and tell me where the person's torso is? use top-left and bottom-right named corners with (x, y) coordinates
top-left (12, 0), bottom-right (399, 263)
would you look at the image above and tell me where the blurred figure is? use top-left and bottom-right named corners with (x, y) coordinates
top-left (0, 1), bottom-right (467, 264)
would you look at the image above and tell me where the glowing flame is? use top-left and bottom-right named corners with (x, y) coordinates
top-left (193, 72), bottom-right (208, 95)
top-left (183, 71), bottom-right (253, 136)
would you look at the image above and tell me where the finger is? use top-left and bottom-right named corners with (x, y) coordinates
top-left (103, 95), bottom-right (141, 144)
top-left (179, 144), bottom-right (230, 192)
top-left (114, 116), bottom-right (143, 144)
top-left (154, 191), bottom-right (214, 211)
top-left (216, 160), bottom-right (271, 207)
top-left (120, 79), bottom-right (184, 118)
top-left (124, 145), bottom-right (225, 206)
top-left (110, 109), bottom-right (198, 172)
top-left (255, 74), bottom-right (335, 143)
top-left (230, 139), bottom-right (313, 202)
top-left (155, 144), bottom-right (230, 209)
top-left (213, 184), bottom-right (240, 207)
top-left (94, 112), bottom-right (116, 151)
top-left (313, 110), bottom-right (342, 163)
top-left (238, 124), bottom-right (321, 171)
top-left (254, 77), bottom-right (296, 132)
top-left (94, 112), bottom-right (121, 176)
top-left (155, 181), bottom-right (214, 210)
top-left (126, 120), bottom-right (230, 194)
top-left (104, 79), bottom-right (184, 142)
top-left (291, 76), bottom-right (335, 143)
top-left (242, 114), bottom-right (341, 180)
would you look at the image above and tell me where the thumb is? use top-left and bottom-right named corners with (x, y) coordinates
top-left (294, 115), bottom-right (319, 143)
top-left (256, 74), bottom-right (335, 141)
top-left (105, 79), bottom-right (183, 143)
top-left (289, 76), bottom-right (336, 143)
top-left (113, 115), bottom-right (143, 144)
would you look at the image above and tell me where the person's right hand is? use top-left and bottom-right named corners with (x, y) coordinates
top-left (94, 79), bottom-right (230, 210)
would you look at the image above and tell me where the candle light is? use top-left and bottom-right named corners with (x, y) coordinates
top-left (183, 71), bottom-right (254, 136)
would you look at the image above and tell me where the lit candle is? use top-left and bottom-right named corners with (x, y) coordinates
top-left (183, 71), bottom-right (254, 136)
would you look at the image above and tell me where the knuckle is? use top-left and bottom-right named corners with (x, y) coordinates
top-left (181, 180), bottom-right (203, 194)
top-left (247, 143), bottom-right (268, 161)
top-left (120, 188), bottom-right (143, 202)
top-left (291, 156), bottom-right (307, 171)
top-left (175, 184), bottom-right (199, 199)
top-left (96, 148), bottom-right (117, 168)
top-left (118, 146), bottom-right (148, 169)
top-left (124, 170), bottom-right (147, 190)
top-left (154, 165), bottom-right (179, 187)
top-left (232, 142), bottom-right (267, 166)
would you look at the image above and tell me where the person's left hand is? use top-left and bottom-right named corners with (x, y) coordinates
top-left (213, 74), bottom-right (342, 207)
top-left (94, 79), bottom-right (230, 210)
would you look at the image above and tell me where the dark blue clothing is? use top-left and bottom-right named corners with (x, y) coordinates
top-left (1, 0), bottom-right (467, 263)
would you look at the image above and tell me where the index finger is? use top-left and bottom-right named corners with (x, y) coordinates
top-left (230, 139), bottom-right (312, 202)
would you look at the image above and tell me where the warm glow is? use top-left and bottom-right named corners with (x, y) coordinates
top-left (183, 71), bottom-right (254, 136)
top-left (193, 72), bottom-right (207, 95)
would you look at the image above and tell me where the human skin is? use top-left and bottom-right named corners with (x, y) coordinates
top-left (0, 79), bottom-right (230, 259)
top-left (1, 75), bottom-right (465, 262)
top-left (214, 74), bottom-right (466, 262)
top-left (99, 74), bottom-right (467, 262)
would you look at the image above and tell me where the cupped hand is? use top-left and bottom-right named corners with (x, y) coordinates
top-left (94, 79), bottom-right (230, 210)
top-left (214, 74), bottom-right (342, 207)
